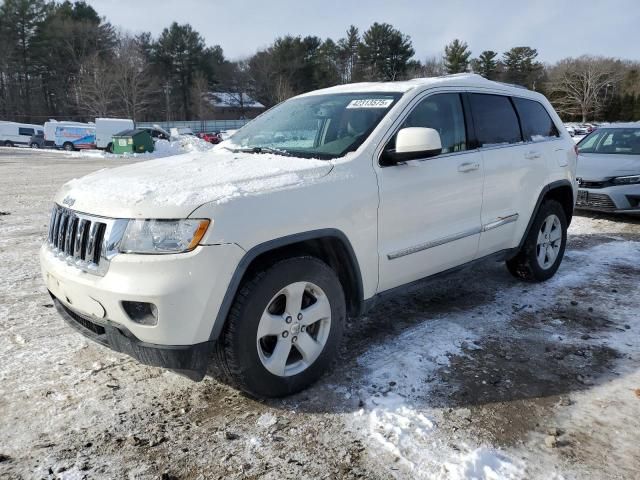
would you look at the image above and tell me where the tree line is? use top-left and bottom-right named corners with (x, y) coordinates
top-left (1, 0), bottom-right (639, 124)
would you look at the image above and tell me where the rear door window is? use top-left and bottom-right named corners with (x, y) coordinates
top-left (469, 94), bottom-right (522, 147)
top-left (513, 97), bottom-right (559, 141)
top-left (19, 128), bottom-right (35, 136)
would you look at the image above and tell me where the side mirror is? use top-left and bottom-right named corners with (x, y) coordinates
top-left (381, 127), bottom-right (442, 165)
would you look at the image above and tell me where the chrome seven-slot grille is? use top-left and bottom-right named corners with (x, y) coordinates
top-left (47, 204), bottom-right (109, 274)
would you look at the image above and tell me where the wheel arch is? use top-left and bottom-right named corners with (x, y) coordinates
top-left (209, 229), bottom-right (364, 341)
top-left (516, 179), bottom-right (574, 253)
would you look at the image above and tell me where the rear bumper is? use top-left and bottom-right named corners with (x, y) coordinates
top-left (53, 295), bottom-right (211, 380)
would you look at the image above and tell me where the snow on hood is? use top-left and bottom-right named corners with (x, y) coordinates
top-left (56, 148), bottom-right (333, 218)
top-left (577, 153), bottom-right (640, 180)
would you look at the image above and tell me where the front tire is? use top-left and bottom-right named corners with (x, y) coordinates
top-left (506, 200), bottom-right (567, 282)
top-left (62, 142), bottom-right (74, 151)
top-left (4, 141), bottom-right (13, 147)
top-left (214, 256), bottom-right (345, 397)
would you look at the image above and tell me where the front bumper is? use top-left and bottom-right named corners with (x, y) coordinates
top-left (575, 184), bottom-right (640, 214)
top-left (40, 243), bottom-right (245, 346)
top-left (53, 296), bottom-right (211, 380)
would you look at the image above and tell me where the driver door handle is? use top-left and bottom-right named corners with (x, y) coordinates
top-left (458, 162), bottom-right (480, 173)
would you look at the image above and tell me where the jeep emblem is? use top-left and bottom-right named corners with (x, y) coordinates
top-left (62, 196), bottom-right (75, 207)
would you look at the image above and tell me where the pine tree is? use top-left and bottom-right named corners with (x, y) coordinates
top-left (471, 50), bottom-right (498, 79)
top-left (502, 47), bottom-right (543, 88)
top-left (443, 39), bottom-right (471, 74)
top-left (337, 25), bottom-right (360, 83)
top-left (0, 0), bottom-right (47, 120)
top-left (359, 23), bottom-right (414, 81)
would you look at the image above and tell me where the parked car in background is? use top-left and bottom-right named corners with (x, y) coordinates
top-left (29, 132), bottom-right (46, 148)
top-left (576, 123), bottom-right (640, 214)
top-left (140, 125), bottom-right (170, 141)
top-left (41, 74), bottom-right (576, 397)
top-left (573, 124), bottom-right (592, 135)
top-left (96, 118), bottom-right (134, 152)
top-left (0, 121), bottom-right (44, 147)
top-left (564, 124), bottom-right (576, 136)
top-left (197, 131), bottom-right (221, 144)
top-left (170, 127), bottom-right (195, 138)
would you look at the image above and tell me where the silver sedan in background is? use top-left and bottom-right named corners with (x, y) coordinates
top-left (576, 123), bottom-right (640, 214)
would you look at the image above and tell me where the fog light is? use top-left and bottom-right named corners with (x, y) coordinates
top-left (122, 301), bottom-right (158, 326)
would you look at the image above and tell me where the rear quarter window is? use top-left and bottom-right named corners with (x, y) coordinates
top-left (19, 128), bottom-right (35, 136)
top-left (469, 94), bottom-right (522, 147)
top-left (513, 97), bottom-right (559, 141)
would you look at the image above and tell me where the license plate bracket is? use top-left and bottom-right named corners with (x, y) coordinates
top-left (577, 190), bottom-right (588, 204)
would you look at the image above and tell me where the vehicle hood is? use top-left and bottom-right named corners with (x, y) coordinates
top-left (56, 149), bottom-right (333, 218)
top-left (577, 153), bottom-right (640, 180)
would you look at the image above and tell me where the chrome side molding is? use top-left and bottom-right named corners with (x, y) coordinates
top-left (387, 213), bottom-right (519, 260)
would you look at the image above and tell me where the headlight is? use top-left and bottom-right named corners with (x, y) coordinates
top-left (612, 175), bottom-right (640, 185)
top-left (119, 219), bottom-right (210, 254)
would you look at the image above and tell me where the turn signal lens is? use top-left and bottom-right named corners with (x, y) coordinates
top-left (188, 219), bottom-right (211, 250)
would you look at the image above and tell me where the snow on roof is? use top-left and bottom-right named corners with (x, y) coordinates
top-left (204, 92), bottom-right (265, 109)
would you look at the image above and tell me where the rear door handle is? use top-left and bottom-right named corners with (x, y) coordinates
top-left (458, 162), bottom-right (480, 172)
top-left (524, 151), bottom-right (541, 160)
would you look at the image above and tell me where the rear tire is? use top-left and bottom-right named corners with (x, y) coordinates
top-left (4, 141), bottom-right (13, 147)
top-left (63, 142), bottom-right (74, 151)
top-left (213, 256), bottom-right (345, 397)
top-left (30, 142), bottom-right (39, 149)
top-left (506, 200), bottom-right (567, 282)
top-left (106, 142), bottom-right (113, 153)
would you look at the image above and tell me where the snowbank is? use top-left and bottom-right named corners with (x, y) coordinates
top-left (70, 135), bottom-right (215, 160)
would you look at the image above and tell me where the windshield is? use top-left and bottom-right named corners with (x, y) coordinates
top-left (578, 128), bottom-right (640, 155)
top-left (229, 92), bottom-right (402, 159)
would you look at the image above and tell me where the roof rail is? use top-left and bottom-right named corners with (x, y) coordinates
top-left (492, 80), bottom-right (529, 90)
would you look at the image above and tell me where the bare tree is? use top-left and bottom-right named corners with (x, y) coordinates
top-left (422, 55), bottom-right (446, 77)
top-left (189, 72), bottom-right (210, 120)
top-left (76, 54), bottom-right (116, 117)
top-left (113, 36), bottom-right (156, 121)
top-left (549, 56), bottom-right (624, 122)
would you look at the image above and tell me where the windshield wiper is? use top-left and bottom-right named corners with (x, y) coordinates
top-left (226, 146), bottom-right (294, 157)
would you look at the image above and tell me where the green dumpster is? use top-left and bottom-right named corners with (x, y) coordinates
top-left (111, 129), bottom-right (154, 154)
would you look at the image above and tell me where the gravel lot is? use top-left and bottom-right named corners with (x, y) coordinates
top-left (1, 147), bottom-right (639, 479)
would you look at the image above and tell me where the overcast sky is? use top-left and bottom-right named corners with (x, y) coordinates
top-left (86, 0), bottom-right (639, 63)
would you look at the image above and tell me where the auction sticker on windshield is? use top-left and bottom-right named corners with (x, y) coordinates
top-left (346, 98), bottom-right (394, 109)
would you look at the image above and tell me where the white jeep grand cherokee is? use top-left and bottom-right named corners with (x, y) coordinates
top-left (40, 74), bottom-right (577, 397)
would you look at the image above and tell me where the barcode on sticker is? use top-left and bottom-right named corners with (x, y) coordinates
top-left (346, 99), bottom-right (394, 109)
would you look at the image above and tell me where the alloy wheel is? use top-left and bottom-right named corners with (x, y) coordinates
top-left (536, 214), bottom-right (562, 269)
top-left (256, 281), bottom-right (331, 377)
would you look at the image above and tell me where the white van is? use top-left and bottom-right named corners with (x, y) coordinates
top-left (44, 121), bottom-right (94, 149)
top-left (95, 118), bottom-right (134, 152)
top-left (0, 121), bottom-right (44, 147)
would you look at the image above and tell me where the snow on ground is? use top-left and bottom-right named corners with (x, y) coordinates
top-left (1, 150), bottom-right (640, 479)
